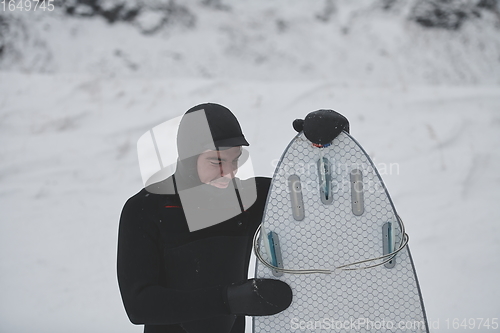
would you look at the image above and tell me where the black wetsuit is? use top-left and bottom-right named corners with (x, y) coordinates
top-left (117, 177), bottom-right (271, 333)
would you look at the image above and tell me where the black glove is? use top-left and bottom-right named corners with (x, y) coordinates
top-left (225, 278), bottom-right (292, 316)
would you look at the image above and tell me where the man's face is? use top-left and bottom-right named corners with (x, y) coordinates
top-left (197, 146), bottom-right (242, 188)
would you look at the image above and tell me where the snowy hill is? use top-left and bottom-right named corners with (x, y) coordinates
top-left (1, 1), bottom-right (500, 332)
top-left (1, 0), bottom-right (500, 84)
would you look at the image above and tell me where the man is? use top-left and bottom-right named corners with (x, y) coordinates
top-left (117, 103), bottom-right (292, 333)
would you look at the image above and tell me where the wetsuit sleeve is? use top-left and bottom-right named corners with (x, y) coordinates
top-left (116, 195), bottom-right (230, 325)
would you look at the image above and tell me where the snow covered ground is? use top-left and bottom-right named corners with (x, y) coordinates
top-left (2, 0), bottom-right (500, 84)
top-left (1, 1), bottom-right (500, 332)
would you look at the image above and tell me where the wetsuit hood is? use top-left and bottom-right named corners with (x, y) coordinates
top-left (145, 103), bottom-right (257, 232)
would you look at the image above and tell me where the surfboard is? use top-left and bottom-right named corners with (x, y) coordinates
top-left (253, 110), bottom-right (429, 333)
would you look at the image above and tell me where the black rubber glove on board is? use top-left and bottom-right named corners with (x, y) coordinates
top-left (225, 278), bottom-right (293, 316)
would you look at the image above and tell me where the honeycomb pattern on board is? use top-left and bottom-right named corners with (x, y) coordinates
top-left (254, 132), bottom-right (428, 333)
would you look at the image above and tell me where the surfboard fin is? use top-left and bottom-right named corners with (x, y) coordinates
top-left (317, 157), bottom-right (333, 204)
top-left (288, 175), bottom-right (305, 221)
top-left (350, 169), bottom-right (365, 215)
top-left (382, 222), bottom-right (396, 268)
top-left (268, 231), bottom-right (284, 277)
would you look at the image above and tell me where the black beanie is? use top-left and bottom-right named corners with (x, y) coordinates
top-left (174, 103), bottom-right (249, 191)
top-left (146, 103), bottom-right (257, 231)
top-left (176, 103), bottom-right (249, 160)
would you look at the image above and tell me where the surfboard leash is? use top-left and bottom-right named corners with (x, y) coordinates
top-left (253, 215), bottom-right (409, 274)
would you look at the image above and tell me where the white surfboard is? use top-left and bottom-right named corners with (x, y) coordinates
top-left (253, 124), bottom-right (429, 333)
